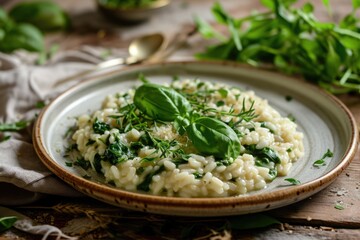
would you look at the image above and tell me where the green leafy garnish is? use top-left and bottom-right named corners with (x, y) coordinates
top-left (93, 118), bottom-right (111, 134)
top-left (245, 145), bottom-right (280, 179)
top-left (334, 203), bottom-right (345, 210)
top-left (195, 1), bottom-right (360, 94)
top-left (137, 165), bottom-right (165, 192)
top-left (134, 82), bottom-right (241, 160)
top-left (0, 216), bottom-right (17, 232)
top-left (313, 149), bottom-right (333, 167)
top-left (0, 120), bottom-right (28, 132)
top-left (284, 178), bottom-right (301, 185)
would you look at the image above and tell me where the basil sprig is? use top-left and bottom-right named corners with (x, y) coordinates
top-left (134, 82), bottom-right (241, 160)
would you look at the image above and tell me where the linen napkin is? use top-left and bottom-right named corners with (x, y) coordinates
top-left (0, 48), bottom-right (129, 206)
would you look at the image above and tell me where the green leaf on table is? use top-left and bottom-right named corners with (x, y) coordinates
top-left (228, 214), bottom-right (280, 230)
top-left (0, 216), bottom-right (17, 232)
top-left (0, 23), bottom-right (44, 53)
top-left (0, 121), bottom-right (28, 132)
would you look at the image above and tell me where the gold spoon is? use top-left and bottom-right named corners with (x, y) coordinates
top-left (54, 33), bottom-right (164, 87)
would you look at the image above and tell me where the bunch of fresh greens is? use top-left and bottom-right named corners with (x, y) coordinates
top-left (0, 1), bottom-right (69, 53)
top-left (195, 0), bottom-right (360, 94)
top-left (98, 0), bottom-right (158, 9)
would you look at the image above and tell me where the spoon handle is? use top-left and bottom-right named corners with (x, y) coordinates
top-left (53, 57), bottom-right (127, 87)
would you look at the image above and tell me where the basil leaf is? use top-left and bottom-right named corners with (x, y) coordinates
top-left (0, 23), bottom-right (44, 53)
top-left (9, 1), bottom-right (70, 32)
top-left (186, 117), bottom-right (240, 160)
top-left (134, 83), bottom-right (192, 121)
top-left (0, 216), bottom-right (17, 232)
top-left (228, 214), bottom-right (280, 230)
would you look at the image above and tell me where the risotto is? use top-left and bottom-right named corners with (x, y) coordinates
top-left (66, 78), bottom-right (304, 197)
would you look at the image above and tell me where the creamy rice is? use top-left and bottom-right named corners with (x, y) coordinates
top-left (68, 79), bottom-right (304, 197)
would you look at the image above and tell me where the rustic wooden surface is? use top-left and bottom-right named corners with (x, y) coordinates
top-left (1, 0), bottom-right (359, 239)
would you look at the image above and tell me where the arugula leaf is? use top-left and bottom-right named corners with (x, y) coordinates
top-left (313, 149), bottom-right (333, 167)
top-left (284, 178), bottom-right (301, 185)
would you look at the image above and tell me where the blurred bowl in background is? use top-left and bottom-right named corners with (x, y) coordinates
top-left (97, 0), bottom-right (170, 24)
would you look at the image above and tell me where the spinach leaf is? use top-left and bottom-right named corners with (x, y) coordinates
top-left (245, 145), bottom-right (280, 179)
top-left (9, 1), bottom-right (70, 32)
top-left (93, 118), bottom-right (110, 134)
top-left (137, 165), bottom-right (165, 192)
top-left (0, 120), bottom-right (28, 132)
top-left (103, 141), bottom-right (133, 165)
top-left (134, 83), bottom-right (192, 121)
top-left (186, 117), bottom-right (240, 160)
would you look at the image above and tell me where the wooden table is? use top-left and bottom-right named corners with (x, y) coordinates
top-left (1, 0), bottom-right (359, 239)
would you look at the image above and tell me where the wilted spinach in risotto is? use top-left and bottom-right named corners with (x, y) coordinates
top-left (65, 78), bottom-right (304, 197)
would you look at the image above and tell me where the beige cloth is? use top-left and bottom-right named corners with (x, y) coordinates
top-left (0, 49), bottom-right (127, 205)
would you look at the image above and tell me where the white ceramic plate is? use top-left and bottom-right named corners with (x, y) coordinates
top-left (33, 61), bottom-right (358, 216)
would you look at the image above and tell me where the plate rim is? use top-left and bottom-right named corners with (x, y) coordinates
top-left (33, 60), bottom-right (359, 215)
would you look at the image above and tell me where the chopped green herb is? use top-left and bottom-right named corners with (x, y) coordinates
top-left (285, 96), bottom-right (293, 102)
top-left (137, 165), bottom-right (165, 192)
top-left (218, 88), bottom-right (228, 98)
top-left (287, 114), bottom-right (296, 122)
top-left (334, 203), bottom-right (345, 210)
top-left (65, 161), bottom-right (73, 167)
top-left (216, 100), bottom-right (225, 107)
top-left (0, 135), bottom-right (11, 142)
top-left (245, 145), bottom-right (280, 179)
top-left (0, 216), bottom-right (17, 232)
top-left (75, 158), bottom-right (90, 170)
top-left (93, 118), bottom-right (110, 134)
top-left (313, 149), bottom-right (333, 167)
top-left (284, 178), bottom-right (301, 185)
top-left (193, 172), bottom-right (203, 179)
top-left (35, 101), bottom-right (46, 108)
top-left (86, 139), bottom-right (96, 146)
